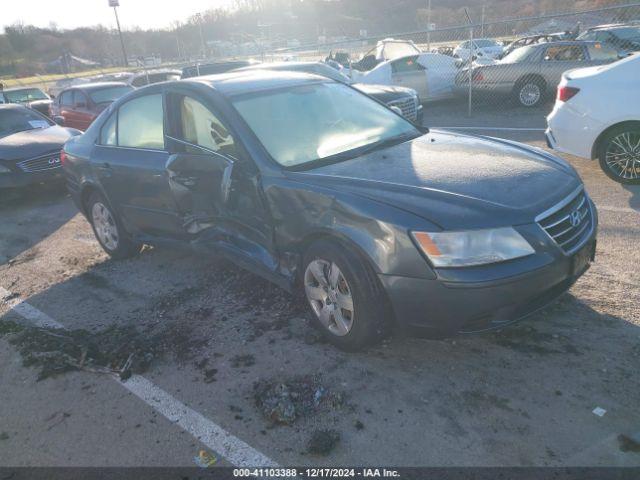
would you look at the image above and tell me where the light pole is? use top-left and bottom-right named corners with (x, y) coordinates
top-left (195, 13), bottom-right (206, 59)
top-left (109, 0), bottom-right (128, 67)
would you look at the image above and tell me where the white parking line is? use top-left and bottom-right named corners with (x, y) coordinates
top-left (434, 126), bottom-right (546, 131)
top-left (0, 286), bottom-right (278, 468)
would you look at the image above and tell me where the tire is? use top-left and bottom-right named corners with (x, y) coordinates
top-left (86, 191), bottom-right (142, 259)
top-left (302, 238), bottom-right (390, 351)
top-left (513, 78), bottom-right (545, 108)
top-left (597, 124), bottom-right (640, 185)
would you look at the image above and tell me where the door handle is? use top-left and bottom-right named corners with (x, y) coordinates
top-left (97, 162), bottom-right (111, 169)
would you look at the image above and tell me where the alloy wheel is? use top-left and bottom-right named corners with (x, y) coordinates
top-left (304, 259), bottom-right (355, 337)
top-left (519, 83), bottom-right (541, 106)
top-left (605, 131), bottom-right (640, 181)
top-left (92, 202), bottom-right (119, 251)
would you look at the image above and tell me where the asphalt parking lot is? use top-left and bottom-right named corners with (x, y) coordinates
top-left (1, 101), bottom-right (639, 468)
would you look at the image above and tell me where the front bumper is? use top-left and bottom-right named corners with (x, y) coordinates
top-left (380, 224), bottom-right (597, 338)
top-left (0, 168), bottom-right (64, 189)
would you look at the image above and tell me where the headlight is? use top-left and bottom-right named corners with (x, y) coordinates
top-left (411, 227), bottom-right (535, 268)
top-left (0, 164), bottom-right (11, 174)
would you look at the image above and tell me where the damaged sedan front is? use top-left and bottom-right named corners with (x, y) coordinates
top-left (62, 70), bottom-right (597, 351)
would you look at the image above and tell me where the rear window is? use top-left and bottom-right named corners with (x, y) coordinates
top-left (88, 86), bottom-right (134, 104)
top-left (588, 43), bottom-right (620, 61)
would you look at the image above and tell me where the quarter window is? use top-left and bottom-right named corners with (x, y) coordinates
top-left (178, 96), bottom-right (236, 156)
top-left (117, 94), bottom-right (165, 150)
top-left (100, 111), bottom-right (117, 146)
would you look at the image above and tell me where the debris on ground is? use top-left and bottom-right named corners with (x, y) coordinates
top-left (0, 319), bottom-right (207, 381)
top-left (307, 429), bottom-right (340, 456)
top-left (0, 432), bottom-right (9, 441)
top-left (253, 375), bottom-right (344, 425)
top-left (354, 420), bottom-right (364, 430)
top-left (592, 407), bottom-right (607, 417)
top-left (231, 354), bottom-right (256, 368)
top-left (193, 449), bottom-right (218, 468)
top-left (618, 433), bottom-right (640, 453)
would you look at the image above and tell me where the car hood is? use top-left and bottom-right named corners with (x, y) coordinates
top-left (0, 126), bottom-right (79, 162)
top-left (287, 130), bottom-right (581, 230)
top-left (353, 83), bottom-right (416, 101)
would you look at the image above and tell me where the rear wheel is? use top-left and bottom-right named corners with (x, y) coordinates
top-left (302, 239), bottom-right (389, 351)
top-left (513, 78), bottom-right (545, 107)
top-left (87, 191), bottom-right (142, 259)
top-left (597, 124), bottom-right (640, 184)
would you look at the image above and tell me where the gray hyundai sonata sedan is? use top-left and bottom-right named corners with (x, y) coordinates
top-left (62, 71), bottom-right (597, 351)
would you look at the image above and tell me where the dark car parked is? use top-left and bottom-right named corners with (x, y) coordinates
top-left (0, 104), bottom-right (81, 189)
top-left (50, 82), bottom-right (134, 131)
top-left (1, 87), bottom-right (53, 117)
top-left (62, 71), bottom-right (597, 350)
top-left (577, 24), bottom-right (640, 56)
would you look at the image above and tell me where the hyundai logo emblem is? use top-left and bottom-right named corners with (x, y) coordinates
top-left (569, 209), bottom-right (582, 227)
top-left (48, 157), bottom-right (60, 165)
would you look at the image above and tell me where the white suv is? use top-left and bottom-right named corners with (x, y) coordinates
top-left (546, 53), bottom-right (640, 184)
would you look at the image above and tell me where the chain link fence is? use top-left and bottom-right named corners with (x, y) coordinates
top-left (246, 2), bottom-right (640, 119)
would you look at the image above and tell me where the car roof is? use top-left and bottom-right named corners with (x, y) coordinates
top-left (587, 23), bottom-right (637, 31)
top-left (0, 103), bottom-right (33, 111)
top-left (187, 69), bottom-right (328, 96)
top-left (2, 86), bottom-right (46, 92)
top-left (65, 81), bottom-right (130, 92)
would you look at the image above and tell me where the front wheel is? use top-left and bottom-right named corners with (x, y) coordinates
top-left (302, 239), bottom-right (390, 351)
top-left (598, 124), bottom-right (640, 184)
top-left (87, 191), bottom-right (142, 259)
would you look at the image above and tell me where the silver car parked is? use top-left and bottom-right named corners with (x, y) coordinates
top-left (455, 41), bottom-right (619, 107)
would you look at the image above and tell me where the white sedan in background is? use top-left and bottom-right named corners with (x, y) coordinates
top-left (546, 53), bottom-right (640, 184)
top-left (353, 53), bottom-right (459, 102)
top-left (453, 38), bottom-right (504, 61)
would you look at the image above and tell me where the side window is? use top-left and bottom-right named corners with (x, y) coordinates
top-left (131, 76), bottom-right (148, 87)
top-left (73, 91), bottom-right (88, 107)
top-left (588, 44), bottom-right (619, 61)
top-left (391, 56), bottom-right (425, 74)
top-left (60, 91), bottom-right (73, 105)
top-left (118, 94), bottom-right (165, 150)
top-left (100, 111), bottom-right (117, 146)
top-left (544, 46), bottom-right (585, 61)
top-left (177, 96), bottom-right (237, 157)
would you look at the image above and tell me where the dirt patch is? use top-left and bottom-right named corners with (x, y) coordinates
top-left (231, 354), bottom-right (256, 368)
top-left (0, 319), bottom-right (208, 381)
top-left (307, 429), bottom-right (340, 456)
top-left (253, 375), bottom-right (345, 425)
top-left (618, 434), bottom-right (640, 453)
top-left (490, 325), bottom-right (582, 356)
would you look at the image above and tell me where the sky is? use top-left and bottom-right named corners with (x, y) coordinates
top-left (2, 0), bottom-right (236, 31)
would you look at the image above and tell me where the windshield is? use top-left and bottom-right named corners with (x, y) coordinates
top-left (612, 27), bottom-right (640, 41)
top-left (500, 45), bottom-right (536, 63)
top-left (0, 107), bottom-right (53, 138)
top-left (475, 39), bottom-right (500, 48)
top-left (378, 41), bottom-right (421, 61)
top-left (231, 82), bottom-right (420, 168)
top-left (88, 85), bottom-right (134, 104)
top-left (3, 88), bottom-right (49, 103)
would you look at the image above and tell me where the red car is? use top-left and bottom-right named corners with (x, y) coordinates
top-left (50, 82), bottom-right (133, 131)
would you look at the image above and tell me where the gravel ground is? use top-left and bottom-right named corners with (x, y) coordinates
top-left (0, 105), bottom-right (639, 468)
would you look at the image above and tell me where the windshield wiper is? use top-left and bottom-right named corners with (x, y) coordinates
top-left (357, 131), bottom-right (421, 156)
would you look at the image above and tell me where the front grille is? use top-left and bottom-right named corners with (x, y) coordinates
top-left (536, 188), bottom-right (593, 254)
top-left (387, 97), bottom-right (418, 121)
top-left (16, 152), bottom-right (62, 173)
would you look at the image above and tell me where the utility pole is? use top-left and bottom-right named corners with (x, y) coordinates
top-left (195, 13), bottom-right (206, 59)
top-left (426, 0), bottom-right (432, 51)
top-left (481, 5), bottom-right (486, 38)
top-left (109, 0), bottom-right (128, 67)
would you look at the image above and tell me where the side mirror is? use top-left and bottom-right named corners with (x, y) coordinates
top-left (53, 116), bottom-right (65, 126)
